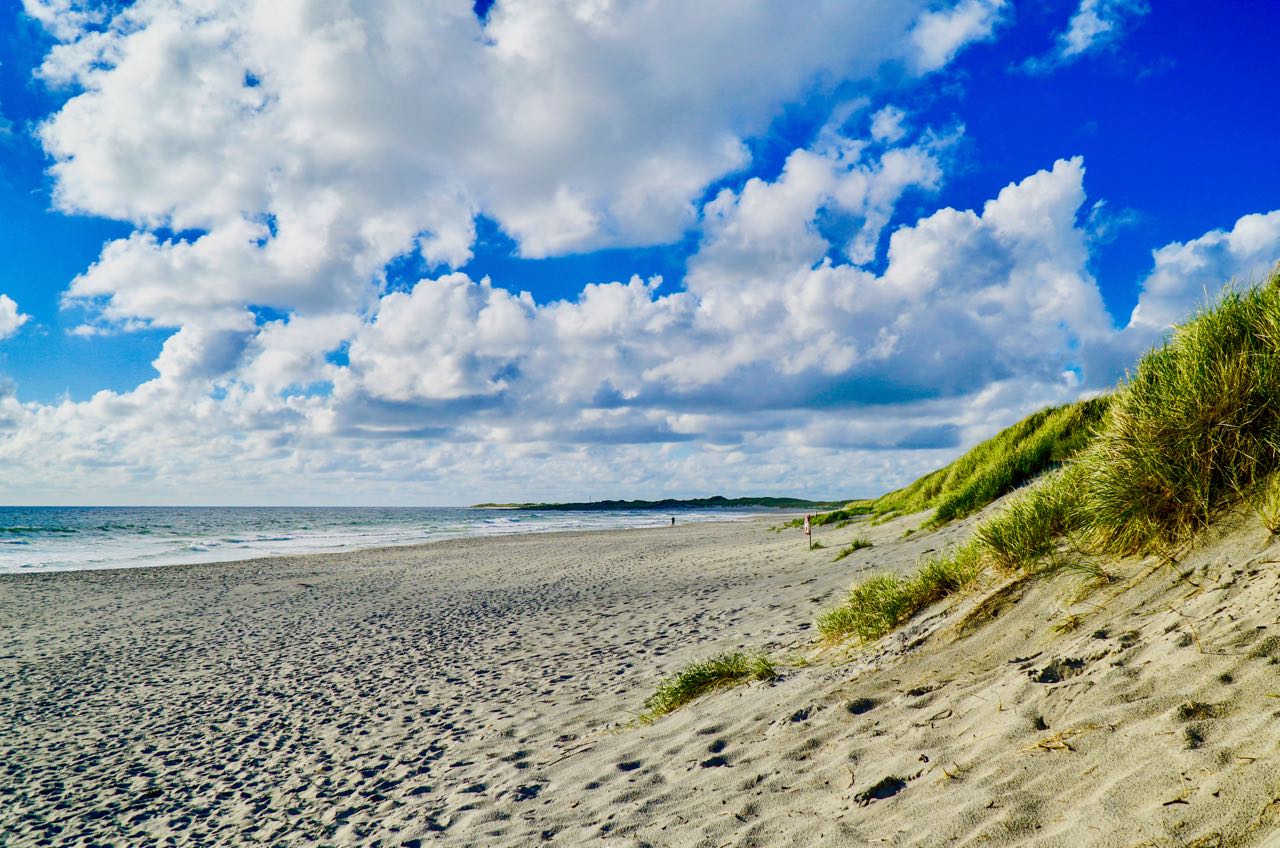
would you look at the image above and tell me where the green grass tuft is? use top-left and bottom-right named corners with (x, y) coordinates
top-left (644, 652), bottom-right (778, 717)
top-left (973, 466), bottom-right (1081, 571)
top-left (832, 538), bottom-right (873, 561)
top-left (912, 544), bottom-right (983, 605)
top-left (1076, 273), bottom-right (1280, 554)
top-left (812, 503), bottom-right (874, 526)
top-left (817, 543), bottom-right (981, 643)
top-left (1051, 614), bottom-right (1085, 634)
top-left (1257, 474), bottom-right (1280, 535)
top-left (783, 503), bottom-right (874, 530)
top-left (816, 575), bottom-right (918, 643)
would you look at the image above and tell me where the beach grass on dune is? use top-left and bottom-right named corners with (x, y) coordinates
top-left (832, 537), bottom-right (873, 561)
top-left (1255, 473), bottom-right (1280, 535)
top-left (973, 466), bottom-right (1081, 571)
top-left (819, 269), bottom-right (1280, 646)
top-left (816, 575), bottom-right (916, 643)
top-left (783, 503), bottom-right (874, 530)
top-left (800, 396), bottom-right (1107, 533)
top-left (992, 272), bottom-right (1280, 560)
top-left (812, 503), bottom-right (875, 526)
top-left (644, 652), bottom-right (778, 717)
top-left (913, 544), bottom-right (983, 604)
top-left (817, 544), bottom-right (982, 643)
top-left (862, 395), bottom-right (1108, 527)
top-left (1075, 275), bottom-right (1280, 554)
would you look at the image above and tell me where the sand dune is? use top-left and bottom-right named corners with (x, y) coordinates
top-left (4, 513), bottom-right (1280, 846)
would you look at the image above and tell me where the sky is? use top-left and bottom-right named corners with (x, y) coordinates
top-left (0, 0), bottom-right (1278, 506)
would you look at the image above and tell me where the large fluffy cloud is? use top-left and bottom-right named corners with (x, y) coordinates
top-left (7, 141), bottom-right (1280, 502)
top-left (8, 1), bottom-right (1280, 504)
top-left (34, 0), bottom-right (984, 343)
top-left (1, 147), bottom-right (1117, 502)
top-left (1127, 211), bottom-right (1280, 332)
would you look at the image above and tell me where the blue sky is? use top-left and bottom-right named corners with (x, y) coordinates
top-left (0, 0), bottom-right (1278, 504)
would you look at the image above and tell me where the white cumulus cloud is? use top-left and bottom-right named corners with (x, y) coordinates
top-left (1127, 210), bottom-right (1280, 333)
top-left (0, 295), bottom-right (29, 340)
top-left (910, 0), bottom-right (1006, 73)
top-left (8, 1), bottom-right (1278, 505)
top-left (0, 148), bottom-right (1122, 502)
top-left (1024, 0), bottom-right (1150, 73)
top-left (31, 0), bottom-right (977, 344)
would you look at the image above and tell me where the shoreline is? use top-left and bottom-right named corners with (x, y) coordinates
top-left (0, 509), bottom-right (790, 578)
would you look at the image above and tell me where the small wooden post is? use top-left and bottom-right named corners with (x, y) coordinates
top-left (803, 514), bottom-right (812, 550)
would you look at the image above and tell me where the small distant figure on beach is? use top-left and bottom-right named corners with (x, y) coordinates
top-left (670, 515), bottom-right (675, 526)
top-left (803, 514), bottom-right (812, 550)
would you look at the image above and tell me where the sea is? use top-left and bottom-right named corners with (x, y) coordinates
top-left (0, 506), bottom-right (776, 574)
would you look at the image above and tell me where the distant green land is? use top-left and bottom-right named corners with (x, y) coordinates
top-left (470, 495), bottom-right (847, 511)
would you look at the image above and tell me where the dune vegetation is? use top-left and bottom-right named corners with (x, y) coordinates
top-left (818, 270), bottom-right (1280, 645)
top-left (816, 545), bottom-right (982, 641)
top-left (643, 651), bottom-right (778, 719)
top-left (867, 394), bottom-right (1110, 527)
top-left (800, 394), bottom-right (1108, 532)
top-left (831, 537), bottom-right (873, 561)
top-left (654, 271), bottom-right (1280, 708)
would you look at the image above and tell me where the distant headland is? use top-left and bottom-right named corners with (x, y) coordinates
top-left (470, 495), bottom-right (848, 511)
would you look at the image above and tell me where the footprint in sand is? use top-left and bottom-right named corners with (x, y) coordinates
top-left (846, 697), bottom-right (877, 715)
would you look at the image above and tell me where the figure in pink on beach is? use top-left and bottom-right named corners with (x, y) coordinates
top-left (803, 514), bottom-right (812, 550)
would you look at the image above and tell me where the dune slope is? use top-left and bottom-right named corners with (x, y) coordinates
top-left (520, 508), bottom-right (1280, 847)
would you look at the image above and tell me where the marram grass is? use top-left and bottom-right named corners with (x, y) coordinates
top-left (820, 268), bottom-right (1280, 645)
top-left (813, 503), bottom-right (874, 526)
top-left (832, 537), bottom-right (873, 561)
top-left (913, 544), bottom-right (983, 604)
top-left (1255, 473), bottom-right (1280, 535)
top-left (816, 544), bottom-right (981, 643)
top-left (973, 466), bottom-right (1081, 571)
top-left (644, 652), bottom-right (777, 718)
top-left (915, 396), bottom-right (1106, 526)
top-left (811, 396), bottom-right (1108, 530)
top-left (1075, 274), bottom-right (1280, 554)
top-left (816, 574), bottom-right (917, 643)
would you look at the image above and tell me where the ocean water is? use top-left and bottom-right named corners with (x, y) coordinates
top-left (0, 506), bottom-right (772, 574)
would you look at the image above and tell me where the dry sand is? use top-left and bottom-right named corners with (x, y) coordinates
top-left (5, 512), bottom-right (1280, 847)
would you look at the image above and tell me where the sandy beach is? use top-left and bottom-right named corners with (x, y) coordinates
top-left (2, 516), bottom-right (849, 846)
top-left (6, 512), bottom-right (1280, 847)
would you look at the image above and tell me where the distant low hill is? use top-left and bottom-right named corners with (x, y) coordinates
top-left (471, 495), bottom-right (846, 511)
